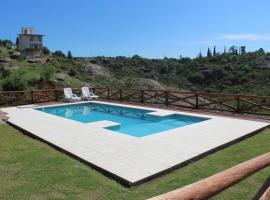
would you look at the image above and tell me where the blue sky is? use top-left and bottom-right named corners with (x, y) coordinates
top-left (1, 0), bottom-right (270, 58)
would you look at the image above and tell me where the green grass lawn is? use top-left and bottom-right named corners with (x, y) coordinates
top-left (0, 124), bottom-right (269, 200)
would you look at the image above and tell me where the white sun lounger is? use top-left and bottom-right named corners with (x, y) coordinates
top-left (81, 87), bottom-right (99, 100)
top-left (64, 88), bottom-right (81, 102)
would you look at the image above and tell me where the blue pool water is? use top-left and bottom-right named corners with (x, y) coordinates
top-left (37, 103), bottom-right (209, 137)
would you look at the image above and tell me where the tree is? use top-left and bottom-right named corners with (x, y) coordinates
top-left (132, 54), bottom-right (141, 59)
top-left (53, 50), bottom-right (66, 57)
top-left (213, 46), bottom-right (216, 56)
top-left (0, 40), bottom-right (13, 48)
top-left (15, 37), bottom-right (19, 48)
top-left (228, 45), bottom-right (238, 55)
top-left (256, 48), bottom-right (265, 55)
top-left (207, 48), bottom-right (212, 57)
top-left (67, 50), bottom-right (72, 59)
top-left (198, 51), bottom-right (203, 58)
top-left (4, 40), bottom-right (13, 47)
top-left (43, 46), bottom-right (50, 55)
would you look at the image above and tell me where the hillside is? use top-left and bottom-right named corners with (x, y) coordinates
top-left (1, 46), bottom-right (270, 96)
top-left (88, 49), bottom-right (270, 95)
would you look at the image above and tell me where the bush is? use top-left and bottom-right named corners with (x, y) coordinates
top-left (187, 72), bottom-right (204, 83)
top-left (0, 39), bottom-right (13, 48)
top-left (68, 68), bottom-right (77, 77)
top-left (159, 65), bottom-right (168, 74)
top-left (0, 67), bottom-right (10, 78)
top-left (43, 46), bottom-right (50, 55)
top-left (52, 50), bottom-right (66, 58)
top-left (40, 65), bottom-right (54, 81)
top-left (240, 65), bottom-right (251, 73)
top-left (2, 73), bottom-right (26, 91)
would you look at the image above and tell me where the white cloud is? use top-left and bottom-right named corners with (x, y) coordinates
top-left (218, 33), bottom-right (270, 41)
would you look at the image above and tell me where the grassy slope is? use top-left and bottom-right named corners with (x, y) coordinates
top-left (0, 124), bottom-right (269, 200)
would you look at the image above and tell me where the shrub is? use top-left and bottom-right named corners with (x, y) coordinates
top-left (240, 65), bottom-right (251, 73)
top-left (68, 68), bottom-right (77, 77)
top-left (40, 65), bottom-right (54, 81)
top-left (8, 50), bottom-right (14, 56)
top-left (159, 65), bottom-right (168, 74)
top-left (43, 46), bottom-right (50, 55)
top-left (0, 39), bottom-right (13, 48)
top-left (52, 50), bottom-right (66, 58)
top-left (187, 72), bottom-right (204, 83)
top-left (2, 73), bottom-right (26, 91)
top-left (0, 67), bottom-right (10, 78)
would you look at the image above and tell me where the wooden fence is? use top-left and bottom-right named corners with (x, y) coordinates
top-left (148, 152), bottom-right (270, 200)
top-left (1, 88), bottom-right (270, 115)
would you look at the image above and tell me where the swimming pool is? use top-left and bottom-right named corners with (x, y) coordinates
top-left (37, 102), bottom-right (209, 137)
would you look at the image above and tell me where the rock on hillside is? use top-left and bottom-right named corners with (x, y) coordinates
top-left (140, 78), bottom-right (164, 90)
top-left (125, 78), bottom-right (164, 90)
top-left (0, 57), bottom-right (12, 62)
top-left (83, 63), bottom-right (111, 78)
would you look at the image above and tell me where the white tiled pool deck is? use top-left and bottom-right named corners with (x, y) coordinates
top-left (2, 101), bottom-right (269, 186)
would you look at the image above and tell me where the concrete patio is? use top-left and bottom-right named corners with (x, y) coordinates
top-left (2, 101), bottom-right (269, 186)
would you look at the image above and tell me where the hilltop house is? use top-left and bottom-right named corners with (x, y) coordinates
top-left (17, 27), bottom-right (44, 58)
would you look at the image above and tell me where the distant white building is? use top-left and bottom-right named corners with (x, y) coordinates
top-left (239, 46), bottom-right (246, 54)
top-left (18, 27), bottom-right (44, 58)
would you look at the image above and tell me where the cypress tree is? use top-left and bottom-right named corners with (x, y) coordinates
top-left (207, 48), bottom-right (212, 57)
top-left (15, 37), bottom-right (19, 48)
top-left (224, 46), bottom-right (227, 54)
top-left (67, 51), bottom-right (72, 59)
top-left (213, 46), bottom-right (216, 56)
top-left (198, 50), bottom-right (203, 58)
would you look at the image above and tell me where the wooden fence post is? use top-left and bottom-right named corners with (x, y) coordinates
top-left (119, 89), bottom-right (122, 101)
top-left (54, 90), bottom-right (58, 101)
top-left (7, 92), bottom-right (10, 106)
top-left (31, 91), bottom-right (34, 103)
top-left (141, 90), bottom-right (145, 103)
top-left (165, 91), bottom-right (169, 106)
top-left (195, 93), bottom-right (199, 109)
top-left (107, 88), bottom-right (110, 100)
top-left (236, 95), bottom-right (240, 113)
top-left (253, 176), bottom-right (270, 200)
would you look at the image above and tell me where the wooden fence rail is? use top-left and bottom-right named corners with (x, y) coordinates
top-left (1, 88), bottom-right (270, 115)
top-left (148, 152), bottom-right (270, 200)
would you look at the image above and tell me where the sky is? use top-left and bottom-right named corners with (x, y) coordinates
top-left (1, 0), bottom-right (270, 58)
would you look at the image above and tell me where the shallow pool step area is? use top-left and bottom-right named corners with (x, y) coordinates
top-left (2, 101), bottom-right (269, 186)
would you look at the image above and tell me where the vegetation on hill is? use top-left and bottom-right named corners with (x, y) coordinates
top-left (1, 40), bottom-right (270, 95)
top-left (85, 48), bottom-right (270, 95)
